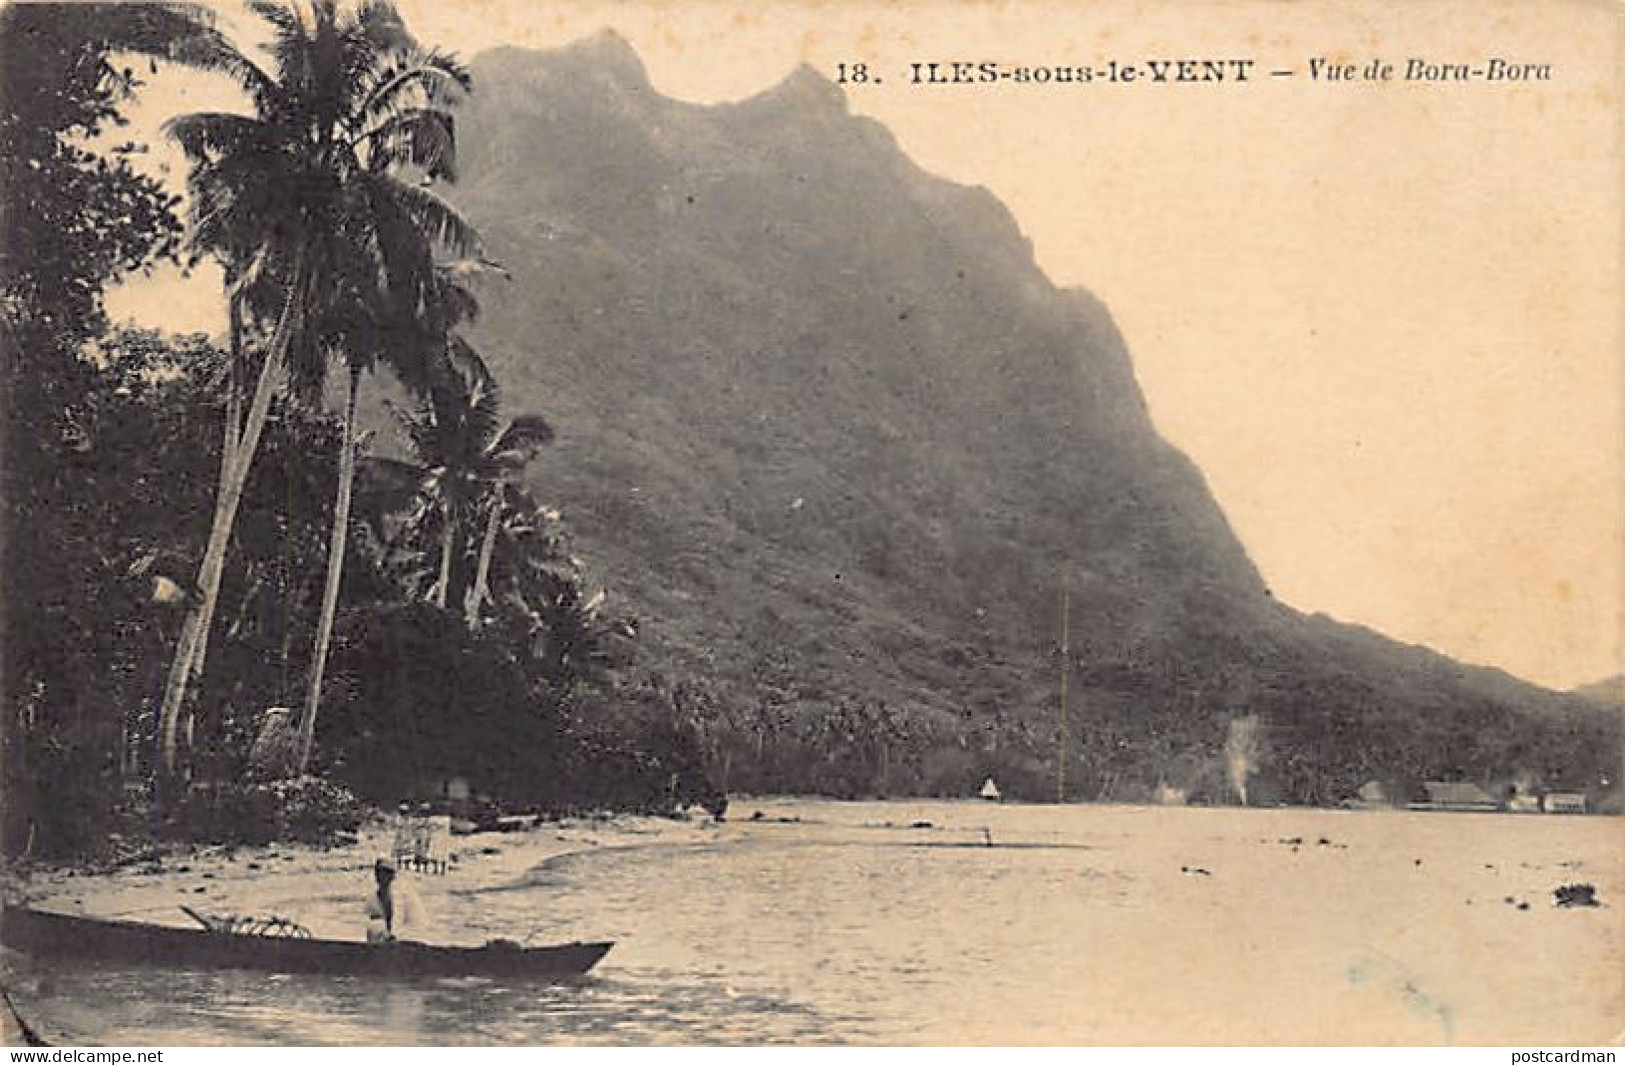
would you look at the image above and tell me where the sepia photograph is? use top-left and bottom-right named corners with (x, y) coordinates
top-left (1, 0), bottom-right (1620, 1047)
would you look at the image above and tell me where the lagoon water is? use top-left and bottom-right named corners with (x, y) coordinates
top-left (8, 800), bottom-right (1621, 1045)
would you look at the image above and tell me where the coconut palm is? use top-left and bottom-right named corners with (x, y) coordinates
top-left (296, 262), bottom-right (492, 773)
top-left (154, 0), bottom-right (479, 778)
top-left (372, 352), bottom-right (554, 624)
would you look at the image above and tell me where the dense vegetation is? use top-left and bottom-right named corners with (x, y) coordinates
top-left (0, 3), bottom-right (712, 860)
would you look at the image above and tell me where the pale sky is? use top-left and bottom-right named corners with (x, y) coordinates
top-left (105, 0), bottom-right (1623, 690)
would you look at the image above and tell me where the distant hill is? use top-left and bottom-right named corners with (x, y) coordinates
top-left (1574, 675), bottom-right (1625, 706)
top-left (431, 33), bottom-right (1619, 802)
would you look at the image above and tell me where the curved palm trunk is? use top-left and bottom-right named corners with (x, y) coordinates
top-left (432, 511), bottom-right (454, 609)
top-left (298, 363), bottom-right (362, 774)
top-left (464, 495), bottom-right (502, 628)
top-left (157, 271), bottom-right (300, 782)
top-left (184, 291), bottom-right (244, 690)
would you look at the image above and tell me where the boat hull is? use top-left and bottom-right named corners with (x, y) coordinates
top-left (1, 907), bottom-right (611, 979)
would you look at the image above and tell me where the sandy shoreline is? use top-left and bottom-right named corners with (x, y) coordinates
top-left (2, 799), bottom-right (1621, 1044)
top-left (4, 813), bottom-right (722, 944)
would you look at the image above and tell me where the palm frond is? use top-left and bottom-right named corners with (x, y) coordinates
top-left (454, 373), bottom-right (505, 458)
top-left (255, 0), bottom-right (320, 124)
top-left (349, 0), bottom-right (414, 56)
top-left (368, 174), bottom-right (482, 258)
top-left (357, 49), bottom-right (470, 121)
top-left (245, 0), bottom-right (303, 37)
top-left (164, 111), bottom-right (272, 161)
top-left (444, 334), bottom-right (494, 388)
top-left (436, 257), bottom-right (510, 283)
top-left (226, 246), bottom-right (272, 300)
top-left (165, 25), bottom-right (277, 105)
top-left (68, 2), bottom-right (220, 59)
top-left (381, 395), bottom-right (432, 455)
top-left (358, 181), bottom-right (435, 302)
top-left (183, 152), bottom-right (296, 268)
top-left (491, 414), bottom-right (557, 459)
top-left (399, 410), bottom-right (445, 469)
top-left (427, 272), bottom-right (482, 330)
top-left (356, 107), bottom-right (457, 180)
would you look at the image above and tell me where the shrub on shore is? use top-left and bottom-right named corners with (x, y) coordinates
top-left (166, 778), bottom-right (367, 848)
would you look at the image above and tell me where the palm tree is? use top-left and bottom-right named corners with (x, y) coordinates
top-left (155, 0), bottom-right (479, 779)
top-left (297, 263), bottom-right (490, 774)
top-left (373, 353), bottom-right (554, 625)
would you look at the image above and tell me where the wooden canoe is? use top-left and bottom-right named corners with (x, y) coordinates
top-left (1, 906), bottom-right (612, 979)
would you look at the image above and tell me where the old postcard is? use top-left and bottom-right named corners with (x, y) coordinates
top-left (1, 0), bottom-right (1620, 1047)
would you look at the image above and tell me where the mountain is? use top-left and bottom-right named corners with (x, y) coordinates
top-left (434, 33), bottom-right (1619, 802)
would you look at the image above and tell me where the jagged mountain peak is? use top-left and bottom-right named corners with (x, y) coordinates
top-left (734, 62), bottom-right (849, 115)
top-left (487, 28), bottom-right (650, 87)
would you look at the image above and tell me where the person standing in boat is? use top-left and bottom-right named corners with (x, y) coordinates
top-left (365, 856), bottom-right (427, 943)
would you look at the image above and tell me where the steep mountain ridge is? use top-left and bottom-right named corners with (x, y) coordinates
top-left (438, 35), bottom-right (1618, 801)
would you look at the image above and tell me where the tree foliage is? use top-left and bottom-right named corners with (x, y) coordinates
top-left (1, 327), bottom-right (342, 854)
top-left (150, 0), bottom-right (485, 777)
top-left (0, 3), bottom-right (216, 348)
top-left (0, 320), bottom-right (672, 855)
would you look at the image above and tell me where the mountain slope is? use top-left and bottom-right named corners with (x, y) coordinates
top-left (439, 33), bottom-right (1619, 802)
top-left (1574, 675), bottom-right (1625, 706)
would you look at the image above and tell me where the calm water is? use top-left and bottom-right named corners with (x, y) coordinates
top-left (7, 800), bottom-right (1621, 1045)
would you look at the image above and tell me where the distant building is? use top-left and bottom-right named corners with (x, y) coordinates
top-left (1411, 781), bottom-right (1500, 812)
top-left (1542, 792), bottom-right (1587, 814)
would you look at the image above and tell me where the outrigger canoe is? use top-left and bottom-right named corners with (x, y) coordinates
top-left (1, 906), bottom-right (612, 979)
